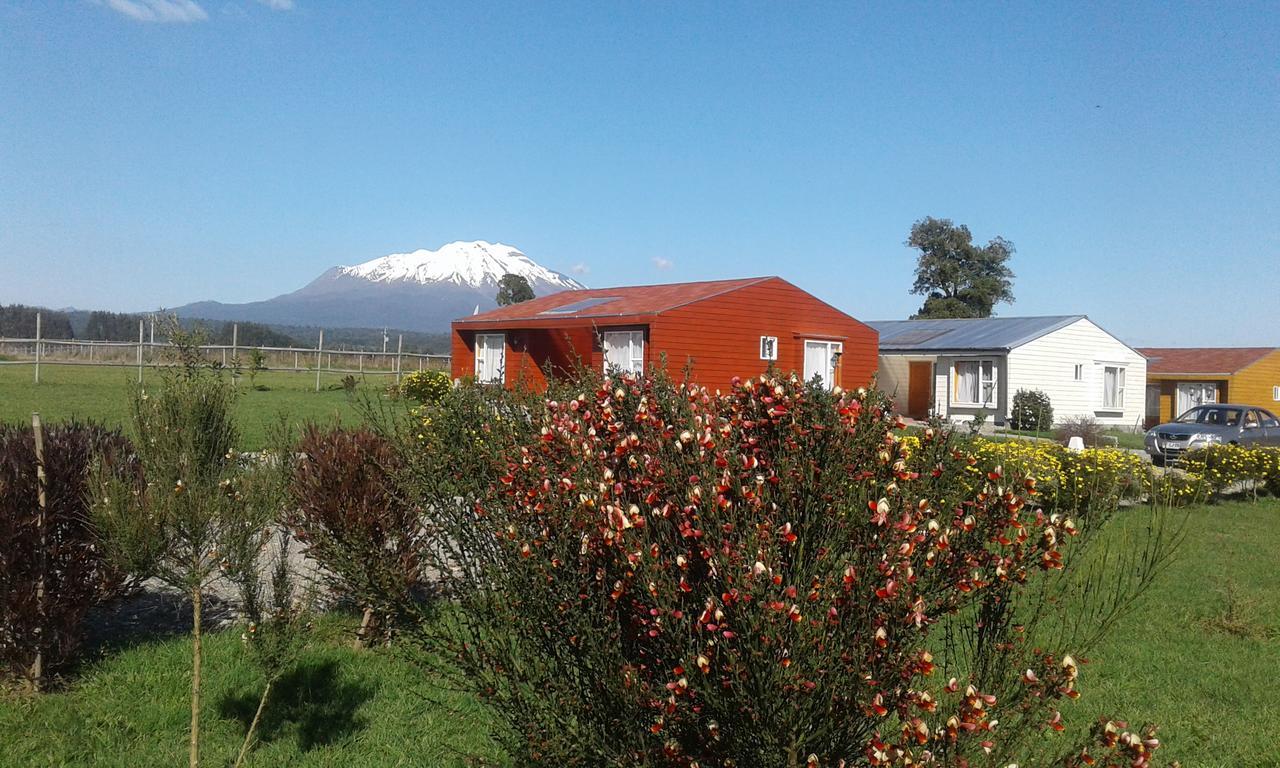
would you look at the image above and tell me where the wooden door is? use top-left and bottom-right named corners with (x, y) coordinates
top-left (907, 361), bottom-right (933, 419)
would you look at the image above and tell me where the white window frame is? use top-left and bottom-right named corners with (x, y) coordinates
top-left (1273, 385), bottom-right (1280, 402)
top-left (474, 333), bottom-right (506, 384)
top-left (1101, 365), bottom-right (1127, 410)
top-left (802, 339), bottom-right (842, 390)
top-left (953, 359), bottom-right (997, 407)
top-left (602, 329), bottom-right (645, 375)
top-left (759, 335), bottom-right (779, 361)
top-left (1176, 382), bottom-right (1218, 415)
top-left (1073, 364), bottom-right (1084, 381)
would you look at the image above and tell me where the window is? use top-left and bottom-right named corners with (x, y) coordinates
top-left (1073, 364), bottom-right (1084, 381)
top-left (1176, 382), bottom-right (1218, 415)
top-left (602, 330), bottom-right (645, 375)
top-left (474, 333), bottom-right (505, 384)
top-left (1176, 406), bottom-right (1241, 426)
top-left (803, 340), bottom-right (842, 390)
top-left (1102, 365), bottom-right (1126, 410)
top-left (1273, 386), bottom-right (1280, 401)
top-left (759, 336), bottom-right (778, 361)
top-left (953, 360), bottom-right (997, 406)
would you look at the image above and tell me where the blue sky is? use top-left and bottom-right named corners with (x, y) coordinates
top-left (1, 1), bottom-right (1276, 345)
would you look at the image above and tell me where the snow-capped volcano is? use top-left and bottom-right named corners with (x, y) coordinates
top-left (173, 241), bottom-right (584, 332)
top-left (339, 240), bottom-right (585, 290)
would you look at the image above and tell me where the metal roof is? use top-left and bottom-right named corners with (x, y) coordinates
top-left (867, 315), bottom-right (1085, 352)
top-left (454, 277), bottom-right (775, 324)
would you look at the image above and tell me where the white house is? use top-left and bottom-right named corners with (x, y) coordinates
top-left (869, 315), bottom-right (1147, 428)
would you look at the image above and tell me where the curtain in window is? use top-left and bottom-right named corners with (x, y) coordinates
top-left (475, 334), bottom-right (505, 383)
top-left (1103, 366), bottom-right (1125, 408)
top-left (956, 361), bottom-right (979, 403)
top-left (603, 331), bottom-right (644, 374)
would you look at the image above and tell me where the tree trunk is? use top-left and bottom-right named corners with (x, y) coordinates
top-left (190, 586), bottom-right (203, 768)
top-left (354, 606), bottom-right (377, 649)
top-left (29, 413), bottom-right (48, 692)
top-left (233, 678), bottom-right (272, 768)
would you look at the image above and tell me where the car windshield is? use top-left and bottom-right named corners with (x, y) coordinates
top-left (1175, 406), bottom-right (1241, 427)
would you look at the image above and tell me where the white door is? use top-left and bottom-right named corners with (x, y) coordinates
top-left (474, 333), bottom-right (505, 384)
top-left (1176, 382), bottom-right (1217, 416)
top-left (803, 340), bottom-right (842, 389)
top-left (602, 330), bottom-right (645, 375)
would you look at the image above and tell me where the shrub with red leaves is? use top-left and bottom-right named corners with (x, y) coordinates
top-left (403, 372), bottom-right (1177, 767)
top-left (0, 421), bottom-right (137, 684)
top-left (287, 425), bottom-right (427, 642)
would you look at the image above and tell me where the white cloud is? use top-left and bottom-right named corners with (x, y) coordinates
top-left (570, 263), bottom-right (590, 276)
top-left (255, 0), bottom-right (294, 9)
top-left (652, 256), bottom-right (673, 270)
top-left (102, 0), bottom-right (209, 22)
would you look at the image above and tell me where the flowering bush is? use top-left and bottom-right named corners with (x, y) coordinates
top-left (0, 422), bottom-right (138, 685)
top-left (399, 369), bottom-right (452, 405)
top-left (1179, 444), bottom-right (1280, 498)
top-left (971, 439), bottom-right (1280, 508)
top-left (403, 372), bottom-right (1175, 767)
top-left (970, 440), bottom-right (1157, 511)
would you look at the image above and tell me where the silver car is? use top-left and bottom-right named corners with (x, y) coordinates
top-left (1145, 404), bottom-right (1280, 465)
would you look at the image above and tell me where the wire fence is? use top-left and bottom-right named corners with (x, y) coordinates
top-left (1, 315), bottom-right (451, 392)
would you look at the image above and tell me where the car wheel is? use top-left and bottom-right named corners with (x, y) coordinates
top-left (1150, 455), bottom-right (1165, 467)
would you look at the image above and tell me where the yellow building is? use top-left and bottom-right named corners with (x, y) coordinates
top-left (1138, 347), bottom-right (1280, 426)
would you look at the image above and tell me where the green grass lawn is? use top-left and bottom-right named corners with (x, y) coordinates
top-left (0, 363), bottom-right (387, 449)
top-left (1069, 500), bottom-right (1280, 767)
top-left (1002, 427), bottom-right (1148, 450)
top-left (1, 490), bottom-right (1276, 765)
top-left (0, 615), bottom-right (503, 767)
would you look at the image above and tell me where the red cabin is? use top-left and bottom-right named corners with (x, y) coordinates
top-left (450, 276), bottom-right (877, 391)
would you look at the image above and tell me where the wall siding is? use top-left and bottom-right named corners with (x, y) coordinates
top-left (1230, 350), bottom-right (1280, 414)
top-left (1005, 318), bottom-right (1147, 426)
top-left (652, 279), bottom-right (878, 390)
top-left (877, 356), bottom-right (912, 403)
top-left (451, 326), bottom-right (602, 389)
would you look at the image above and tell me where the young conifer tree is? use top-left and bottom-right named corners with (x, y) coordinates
top-left (93, 322), bottom-right (246, 768)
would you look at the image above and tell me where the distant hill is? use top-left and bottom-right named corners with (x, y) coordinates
top-left (172, 240), bottom-right (585, 333)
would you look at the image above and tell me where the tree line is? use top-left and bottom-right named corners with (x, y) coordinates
top-left (0, 305), bottom-right (297, 347)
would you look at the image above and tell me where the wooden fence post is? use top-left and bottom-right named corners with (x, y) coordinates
top-left (395, 335), bottom-right (403, 385)
top-left (34, 312), bottom-right (41, 384)
top-left (30, 412), bottom-right (48, 691)
top-left (137, 320), bottom-right (145, 384)
top-left (315, 331), bottom-right (324, 393)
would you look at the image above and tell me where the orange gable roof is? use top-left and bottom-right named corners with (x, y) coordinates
top-left (454, 277), bottom-right (774, 325)
top-left (1137, 347), bottom-right (1277, 376)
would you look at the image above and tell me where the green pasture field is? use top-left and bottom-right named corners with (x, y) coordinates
top-left (0, 363), bottom-right (388, 449)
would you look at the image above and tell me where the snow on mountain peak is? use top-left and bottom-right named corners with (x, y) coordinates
top-left (338, 240), bottom-right (585, 289)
